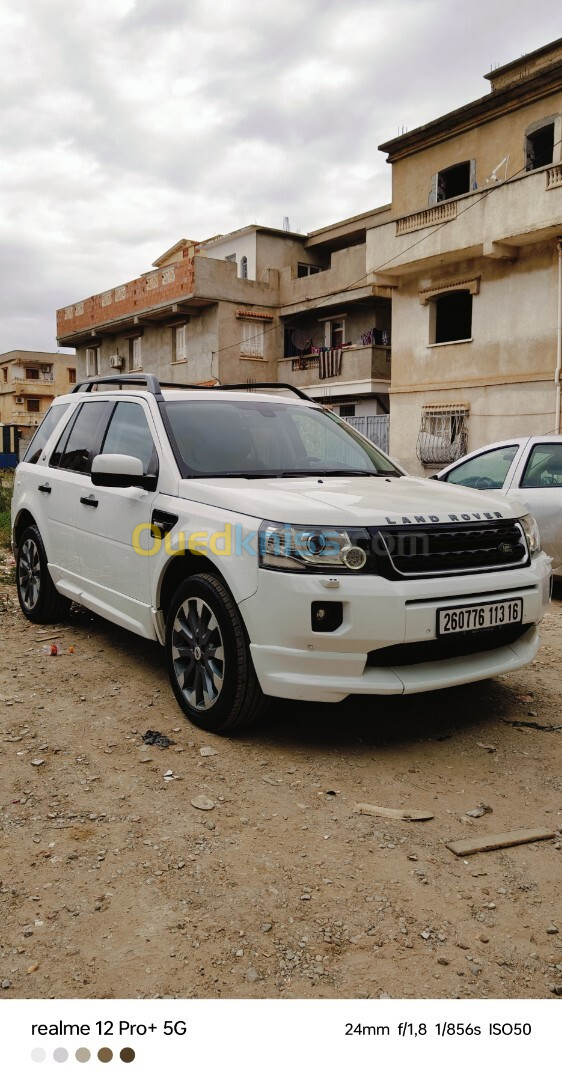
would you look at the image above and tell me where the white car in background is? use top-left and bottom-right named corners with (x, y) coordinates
top-left (436, 436), bottom-right (562, 576)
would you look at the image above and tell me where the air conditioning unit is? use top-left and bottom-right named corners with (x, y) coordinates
top-left (41, 365), bottom-right (51, 372)
top-left (15, 396), bottom-right (24, 404)
top-left (110, 354), bottom-right (123, 369)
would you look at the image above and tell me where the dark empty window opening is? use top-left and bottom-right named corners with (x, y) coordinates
top-left (340, 404), bottom-right (356, 418)
top-left (437, 161), bottom-right (471, 202)
top-left (240, 255), bottom-right (248, 279)
top-left (526, 123), bottom-right (554, 171)
top-left (297, 263), bottom-right (322, 277)
top-left (432, 291), bottom-right (472, 344)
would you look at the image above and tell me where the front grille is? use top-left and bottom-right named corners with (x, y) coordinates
top-left (366, 623), bottom-right (532, 667)
top-left (372, 520), bottom-right (528, 578)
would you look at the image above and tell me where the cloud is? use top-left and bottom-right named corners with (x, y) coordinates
top-left (0, 0), bottom-right (560, 350)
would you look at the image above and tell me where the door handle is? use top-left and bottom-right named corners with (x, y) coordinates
top-left (38, 483), bottom-right (51, 494)
top-left (80, 494), bottom-right (99, 508)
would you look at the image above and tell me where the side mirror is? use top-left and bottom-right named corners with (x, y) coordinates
top-left (429, 473), bottom-right (443, 481)
top-left (91, 453), bottom-right (157, 490)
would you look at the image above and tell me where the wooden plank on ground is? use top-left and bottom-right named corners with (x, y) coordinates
top-left (446, 827), bottom-right (556, 857)
top-left (354, 803), bottom-right (434, 822)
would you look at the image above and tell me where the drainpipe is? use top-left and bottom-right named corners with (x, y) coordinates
top-left (556, 239), bottom-right (562, 435)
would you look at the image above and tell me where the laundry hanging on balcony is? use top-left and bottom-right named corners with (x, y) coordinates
top-left (319, 348), bottom-right (342, 380)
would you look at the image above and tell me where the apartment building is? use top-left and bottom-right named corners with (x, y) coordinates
top-left (0, 350), bottom-right (77, 442)
top-left (369, 37), bottom-right (562, 473)
top-left (56, 222), bottom-right (394, 446)
top-left (56, 228), bottom-right (304, 388)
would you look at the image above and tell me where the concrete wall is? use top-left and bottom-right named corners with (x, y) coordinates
top-left (387, 241), bottom-right (558, 472)
top-left (389, 86), bottom-right (562, 217)
top-left (390, 379), bottom-right (554, 475)
top-left (204, 233), bottom-right (258, 279)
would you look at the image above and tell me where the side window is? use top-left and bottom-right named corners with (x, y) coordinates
top-left (100, 401), bottom-right (158, 475)
top-left (50, 401), bottom-right (111, 473)
top-left (521, 443), bottom-right (562, 488)
top-left (23, 403), bottom-right (71, 464)
top-left (444, 445), bottom-right (518, 489)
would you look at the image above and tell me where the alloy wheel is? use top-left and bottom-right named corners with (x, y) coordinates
top-left (18, 538), bottom-right (41, 611)
top-left (171, 596), bottom-right (225, 711)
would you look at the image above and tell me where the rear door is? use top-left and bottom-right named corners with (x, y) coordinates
top-left (74, 399), bottom-right (160, 634)
top-left (42, 400), bottom-right (112, 583)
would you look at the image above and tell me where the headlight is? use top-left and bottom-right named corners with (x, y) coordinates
top-left (520, 513), bottom-right (541, 557)
top-left (259, 520), bottom-right (373, 572)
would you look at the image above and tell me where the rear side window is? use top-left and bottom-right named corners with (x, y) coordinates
top-left (50, 401), bottom-right (111, 474)
top-left (100, 401), bottom-right (158, 475)
top-left (22, 403), bottom-right (71, 464)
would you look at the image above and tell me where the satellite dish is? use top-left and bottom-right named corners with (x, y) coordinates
top-left (292, 329), bottom-right (313, 351)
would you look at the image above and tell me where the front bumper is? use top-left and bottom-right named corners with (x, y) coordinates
top-left (241, 553), bottom-right (551, 702)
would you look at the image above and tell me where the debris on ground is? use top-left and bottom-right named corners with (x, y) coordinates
top-left (446, 827), bottom-right (557, 857)
top-left (354, 803), bottom-right (434, 821)
top-left (199, 746), bottom-right (218, 757)
top-left (465, 803), bottom-right (493, 818)
top-left (142, 729), bottom-right (176, 748)
top-left (191, 795), bottom-right (215, 811)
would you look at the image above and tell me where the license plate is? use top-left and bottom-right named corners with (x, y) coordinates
top-left (437, 598), bottom-right (523, 636)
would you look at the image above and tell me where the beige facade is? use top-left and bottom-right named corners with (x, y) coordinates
top-left (371, 38), bottom-right (562, 473)
top-left (0, 350), bottom-right (77, 440)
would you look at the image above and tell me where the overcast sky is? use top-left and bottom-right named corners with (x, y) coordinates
top-left (0, 0), bottom-right (560, 353)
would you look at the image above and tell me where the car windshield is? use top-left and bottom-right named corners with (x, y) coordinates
top-left (165, 399), bottom-right (401, 478)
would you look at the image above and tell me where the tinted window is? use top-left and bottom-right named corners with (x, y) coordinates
top-left (101, 401), bottom-right (158, 474)
top-left (445, 445), bottom-right (518, 489)
top-left (521, 443), bottom-right (562, 488)
top-left (165, 400), bottom-right (401, 477)
top-left (23, 403), bottom-right (71, 464)
top-left (51, 401), bottom-right (111, 474)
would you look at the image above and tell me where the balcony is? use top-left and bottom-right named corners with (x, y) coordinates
top-left (279, 244), bottom-right (393, 314)
top-left (1, 378), bottom-right (55, 396)
top-left (369, 165), bottom-right (562, 278)
top-left (277, 344), bottom-right (391, 390)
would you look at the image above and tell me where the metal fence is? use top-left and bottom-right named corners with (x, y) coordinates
top-left (345, 414), bottom-right (389, 454)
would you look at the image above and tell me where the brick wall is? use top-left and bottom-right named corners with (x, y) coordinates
top-left (57, 257), bottom-right (196, 338)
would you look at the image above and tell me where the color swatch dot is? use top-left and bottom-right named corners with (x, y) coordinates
top-left (75, 1048), bottom-right (91, 1063)
top-left (31, 1048), bottom-right (46, 1063)
top-left (120, 1048), bottom-right (135, 1063)
top-left (54, 1048), bottom-right (68, 1062)
top-left (98, 1047), bottom-right (113, 1062)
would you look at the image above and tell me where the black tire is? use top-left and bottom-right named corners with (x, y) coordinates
top-left (165, 572), bottom-right (268, 733)
top-left (16, 525), bottom-right (72, 624)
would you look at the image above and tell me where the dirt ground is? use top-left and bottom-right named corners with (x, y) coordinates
top-left (1, 559), bottom-right (561, 1001)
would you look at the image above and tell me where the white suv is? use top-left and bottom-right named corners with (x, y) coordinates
top-left (12, 375), bottom-right (552, 733)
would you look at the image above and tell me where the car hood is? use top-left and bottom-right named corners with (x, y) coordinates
top-left (177, 475), bottom-right (528, 527)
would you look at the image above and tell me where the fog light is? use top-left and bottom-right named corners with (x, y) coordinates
top-left (341, 545), bottom-right (367, 570)
top-left (311, 601), bottom-right (343, 632)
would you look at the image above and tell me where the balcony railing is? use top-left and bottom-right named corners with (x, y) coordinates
top-left (396, 201), bottom-right (457, 236)
top-left (546, 164), bottom-right (562, 189)
top-left (278, 344), bottom-right (390, 386)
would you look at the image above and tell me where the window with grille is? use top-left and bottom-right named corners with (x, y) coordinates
top-left (26, 398), bottom-right (40, 413)
top-left (239, 320), bottom-right (264, 358)
top-left (240, 256), bottom-right (248, 279)
top-left (417, 404), bottom-right (469, 466)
